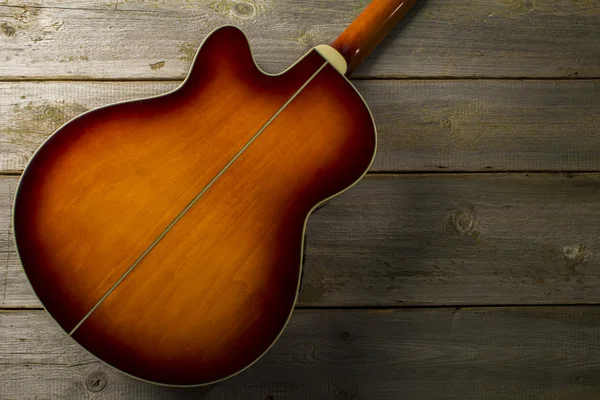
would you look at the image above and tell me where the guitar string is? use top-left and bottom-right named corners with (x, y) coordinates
top-left (68, 61), bottom-right (329, 336)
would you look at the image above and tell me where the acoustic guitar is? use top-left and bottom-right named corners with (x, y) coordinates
top-left (13, 0), bottom-right (417, 386)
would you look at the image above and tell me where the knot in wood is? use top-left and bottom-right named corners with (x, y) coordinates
top-left (339, 330), bottom-right (351, 343)
top-left (1, 23), bottom-right (16, 37)
top-left (51, 19), bottom-right (65, 31)
top-left (232, 1), bottom-right (256, 19)
top-left (43, 107), bottom-right (57, 120)
top-left (441, 119), bottom-right (452, 129)
top-left (85, 370), bottom-right (107, 392)
top-left (563, 245), bottom-right (582, 260)
top-left (521, 0), bottom-right (535, 12)
top-left (452, 210), bottom-right (476, 235)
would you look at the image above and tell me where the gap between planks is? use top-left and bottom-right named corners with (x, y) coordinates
top-left (1, 77), bottom-right (600, 83)
top-left (6, 304), bottom-right (600, 311)
top-left (5, 171), bottom-right (600, 178)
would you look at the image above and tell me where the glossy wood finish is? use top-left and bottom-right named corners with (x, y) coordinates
top-left (332, 0), bottom-right (417, 76)
top-left (13, 26), bottom-right (375, 385)
top-left (14, 27), bottom-right (326, 333)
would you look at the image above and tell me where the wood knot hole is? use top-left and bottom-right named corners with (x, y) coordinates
top-left (85, 371), bottom-right (107, 392)
top-left (339, 330), bottom-right (351, 343)
top-left (452, 210), bottom-right (476, 235)
top-left (441, 119), bottom-right (452, 129)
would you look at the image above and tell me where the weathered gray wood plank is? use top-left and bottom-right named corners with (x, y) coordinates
top-left (2, 80), bottom-right (600, 173)
top-left (303, 173), bottom-right (600, 306)
top-left (1, 0), bottom-right (599, 79)
top-left (4, 173), bottom-right (600, 308)
top-left (1, 308), bottom-right (599, 399)
top-left (0, 178), bottom-right (21, 308)
top-left (0, 81), bottom-right (176, 173)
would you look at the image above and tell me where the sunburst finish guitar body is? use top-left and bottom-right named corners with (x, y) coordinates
top-left (13, 0), bottom-right (416, 386)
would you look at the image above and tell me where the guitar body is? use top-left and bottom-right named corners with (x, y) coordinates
top-left (13, 26), bottom-right (376, 385)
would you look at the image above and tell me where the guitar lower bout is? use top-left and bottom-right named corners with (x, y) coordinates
top-left (13, 25), bottom-right (377, 386)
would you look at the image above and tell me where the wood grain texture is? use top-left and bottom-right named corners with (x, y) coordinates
top-left (5, 173), bottom-right (600, 309)
top-left (2, 79), bottom-right (600, 174)
top-left (2, 308), bottom-right (600, 399)
top-left (0, 0), bottom-right (599, 79)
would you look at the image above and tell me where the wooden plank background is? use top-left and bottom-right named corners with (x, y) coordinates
top-left (1, 0), bottom-right (599, 79)
top-left (2, 80), bottom-right (600, 173)
top-left (1, 0), bottom-right (600, 398)
top-left (4, 173), bottom-right (600, 309)
top-left (2, 308), bottom-right (600, 399)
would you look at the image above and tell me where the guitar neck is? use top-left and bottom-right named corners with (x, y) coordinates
top-left (331, 0), bottom-right (417, 77)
